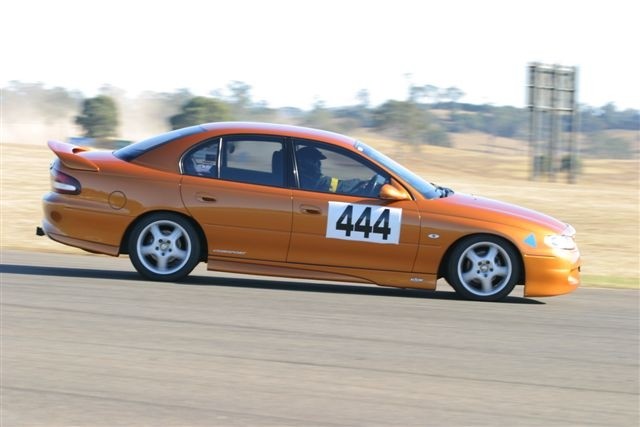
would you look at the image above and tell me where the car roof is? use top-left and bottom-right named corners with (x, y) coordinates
top-left (126, 122), bottom-right (358, 174)
top-left (200, 122), bottom-right (357, 150)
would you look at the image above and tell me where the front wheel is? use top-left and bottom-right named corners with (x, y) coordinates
top-left (446, 235), bottom-right (521, 301)
top-left (128, 213), bottom-right (201, 281)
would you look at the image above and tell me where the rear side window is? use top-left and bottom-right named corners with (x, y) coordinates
top-left (114, 125), bottom-right (205, 161)
top-left (220, 135), bottom-right (286, 187)
top-left (182, 139), bottom-right (220, 177)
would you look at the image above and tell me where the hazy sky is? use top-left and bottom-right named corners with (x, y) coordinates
top-left (2, 0), bottom-right (639, 110)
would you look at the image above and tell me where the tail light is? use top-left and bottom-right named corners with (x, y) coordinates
top-left (51, 164), bottom-right (81, 195)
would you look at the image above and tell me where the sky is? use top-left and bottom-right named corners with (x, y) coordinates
top-left (1, 0), bottom-right (639, 110)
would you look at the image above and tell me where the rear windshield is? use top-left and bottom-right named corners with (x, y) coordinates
top-left (114, 125), bottom-right (206, 161)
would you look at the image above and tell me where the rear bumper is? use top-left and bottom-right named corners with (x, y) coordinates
top-left (523, 250), bottom-right (581, 297)
top-left (41, 218), bottom-right (120, 256)
top-left (41, 192), bottom-right (127, 256)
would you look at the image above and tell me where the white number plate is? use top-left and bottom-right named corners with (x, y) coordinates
top-left (326, 202), bottom-right (402, 244)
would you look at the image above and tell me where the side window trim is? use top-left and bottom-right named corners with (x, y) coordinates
top-left (285, 137), bottom-right (300, 189)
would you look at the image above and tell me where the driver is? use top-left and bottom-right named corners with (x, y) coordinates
top-left (297, 146), bottom-right (375, 195)
top-left (297, 146), bottom-right (340, 192)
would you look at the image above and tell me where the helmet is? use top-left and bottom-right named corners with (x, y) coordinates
top-left (297, 146), bottom-right (325, 181)
top-left (297, 146), bottom-right (326, 163)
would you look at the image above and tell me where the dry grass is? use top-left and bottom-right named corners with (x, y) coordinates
top-left (0, 143), bottom-right (75, 254)
top-left (1, 136), bottom-right (638, 287)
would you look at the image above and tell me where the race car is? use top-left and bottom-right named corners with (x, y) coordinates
top-left (40, 122), bottom-right (581, 301)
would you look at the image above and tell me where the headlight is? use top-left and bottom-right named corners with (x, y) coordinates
top-left (544, 234), bottom-right (576, 250)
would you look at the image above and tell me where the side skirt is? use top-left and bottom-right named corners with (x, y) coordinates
top-left (208, 257), bottom-right (437, 290)
top-left (45, 231), bottom-right (120, 256)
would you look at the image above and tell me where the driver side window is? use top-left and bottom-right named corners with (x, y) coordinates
top-left (293, 139), bottom-right (389, 197)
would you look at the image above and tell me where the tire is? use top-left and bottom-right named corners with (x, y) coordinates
top-left (446, 235), bottom-right (521, 301)
top-left (128, 213), bottom-right (201, 281)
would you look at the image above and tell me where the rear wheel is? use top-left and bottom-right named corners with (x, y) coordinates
top-left (128, 213), bottom-right (200, 281)
top-left (446, 235), bottom-right (520, 301)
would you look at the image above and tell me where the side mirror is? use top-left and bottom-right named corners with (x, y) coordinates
top-left (379, 183), bottom-right (410, 201)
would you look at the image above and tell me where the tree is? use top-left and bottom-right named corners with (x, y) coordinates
top-left (303, 100), bottom-right (333, 130)
top-left (75, 95), bottom-right (119, 138)
top-left (422, 84), bottom-right (439, 104)
top-left (355, 88), bottom-right (372, 127)
top-left (169, 96), bottom-right (231, 129)
top-left (372, 100), bottom-right (450, 147)
top-left (356, 88), bottom-right (370, 108)
top-left (443, 86), bottom-right (464, 104)
top-left (408, 85), bottom-right (426, 103)
top-left (443, 86), bottom-right (465, 131)
top-left (227, 80), bottom-right (252, 117)
top-left (491, 106), bottom-right (527, 138)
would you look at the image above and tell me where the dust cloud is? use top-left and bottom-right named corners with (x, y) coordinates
top-left (1, 85), bottom-right (181, 146)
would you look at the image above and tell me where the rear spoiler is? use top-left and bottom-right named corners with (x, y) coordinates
top-left (48, 140), bottom-right (99, 171)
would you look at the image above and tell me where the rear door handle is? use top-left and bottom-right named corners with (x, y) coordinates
top-left (300, 204), bottom-right (321, 215)
top-left (196, 193), bottom-right (217, 202)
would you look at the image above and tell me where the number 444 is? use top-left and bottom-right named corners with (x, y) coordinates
top-left (336, 205), bottom-right (391, 240)
top-left (326, 202), bottom-right (402, 244)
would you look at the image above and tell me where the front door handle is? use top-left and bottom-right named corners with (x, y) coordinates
top-left (196, 193), bottom-right (217, 202)
top-left (300, 204), bottom-right (321, 215)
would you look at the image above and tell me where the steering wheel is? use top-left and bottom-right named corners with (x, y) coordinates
top-left (352, 175), bottom-right (379, 196)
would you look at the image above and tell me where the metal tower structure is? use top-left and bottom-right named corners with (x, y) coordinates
top-left (527, 63), bottom-right (579, 183)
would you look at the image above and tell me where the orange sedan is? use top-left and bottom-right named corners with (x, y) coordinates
top-left (40, 122), bottom-right (581, 301)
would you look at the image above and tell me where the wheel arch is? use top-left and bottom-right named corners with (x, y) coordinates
top-left (119, 210), bottom-right (208, 262)
top-left (437, 232), bottom-right (525, 285)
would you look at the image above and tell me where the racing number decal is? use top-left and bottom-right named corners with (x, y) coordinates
top-left (326, 202), bottom-right (402, 244)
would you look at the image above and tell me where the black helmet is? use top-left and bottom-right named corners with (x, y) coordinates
top-left (297, 146), bottom-right (326, 163)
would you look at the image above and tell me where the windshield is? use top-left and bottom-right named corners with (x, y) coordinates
top-left (355, 141), bottom-right (442, 200)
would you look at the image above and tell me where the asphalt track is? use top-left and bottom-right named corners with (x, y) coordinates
top-left (1, 249), bottom-right (638, 427)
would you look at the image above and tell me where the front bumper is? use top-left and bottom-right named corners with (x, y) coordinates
top-left (523, 249), bottom-right (581, 297)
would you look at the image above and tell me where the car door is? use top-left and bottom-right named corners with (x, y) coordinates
top-left (288, 139), bottom-right (421, 272)
top-left (180, 135), bottom-right (293, 262)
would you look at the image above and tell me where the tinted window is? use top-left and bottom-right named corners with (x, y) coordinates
top-left (220, 136), bottom-right (285, 187)
top-left (293, 139), bottom-right (389, 197)
top-left (355, 141), bottom-right (438, 199)
top-left (114, 125), bottom-right (205, 161)
top-left (182, 139), bottom-right (220, 177)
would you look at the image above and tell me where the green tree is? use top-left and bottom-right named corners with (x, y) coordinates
top-left (491, 106), bottom-right (528, 138)
top-left (75, 95), bottom-right (119, 138)
top-left (422, 84), bottom-right (439, 104)
top-left (169, 97), bottom-right (231, 129)
top-left (355, 88), bottom-right (372, 127)
top-left (442, 86), bottom-right (465, 131)
top-left (372, 100), bottom-right (450, 147)
top-left (443, 86), bottom-right (464, 104)
top-left (227, 81), bottom-right (252, 118)
top-left (370, 80), bottom-right (451, 147)
top-left (303, 100), bottom-right (333, 130)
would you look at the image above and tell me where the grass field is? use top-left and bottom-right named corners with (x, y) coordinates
top-left (1, 134), bottom-right (638, 288)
